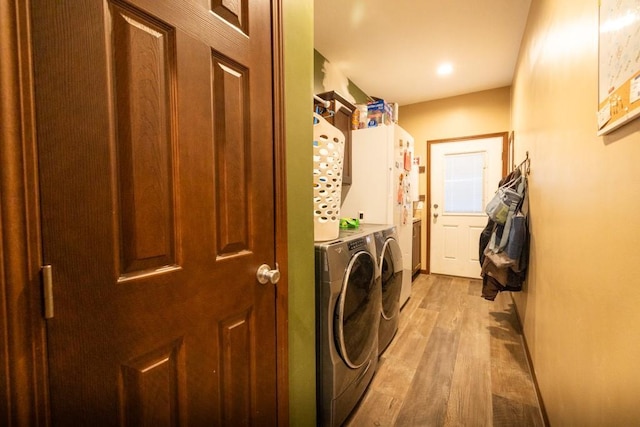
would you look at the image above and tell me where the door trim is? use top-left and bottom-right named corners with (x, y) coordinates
top-left (425, 132), bottom-right (508, 274)
top-left (271, 0), bottom-right (289, 425)
top-left (1, 0), bottom-right (288, 424)
top-left (1, 0), bottom-right (50, 424)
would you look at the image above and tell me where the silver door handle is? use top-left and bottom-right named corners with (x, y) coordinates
top-left (256, 263), bottom-right (280, 284)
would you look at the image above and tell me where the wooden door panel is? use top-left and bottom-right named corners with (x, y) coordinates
top-left (110, 2), bottom-right (179, 278)
top-left (33, 0), bottom-right (277, 424)
top-left (128, 0), bottom-right (253, 65)
top-left (219, 310), bottom-right (252, 424)
top-left (211, 0), bottom-right (249, 34)
top-left (212, 53), bottom-right (251, 255)
top-left (120, 338), bottom-right (184, 426)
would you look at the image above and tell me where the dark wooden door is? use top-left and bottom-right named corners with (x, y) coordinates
top-left (32, 0), bottom-right (278, 424)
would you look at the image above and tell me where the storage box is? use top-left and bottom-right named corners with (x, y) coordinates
top-left (366, 100), bottom-right (393, 127)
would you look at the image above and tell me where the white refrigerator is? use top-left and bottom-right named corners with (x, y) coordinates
top-left (341, 123), bottom-right (415, 307)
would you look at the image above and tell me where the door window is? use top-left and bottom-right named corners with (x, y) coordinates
top-left (444, 152), bottom-right (485, 214)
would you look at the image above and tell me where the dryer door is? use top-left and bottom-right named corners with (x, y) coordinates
top-left (380, 237), bottom-right (403, 320)
top-left (335, 250), bottom-right (379, 369)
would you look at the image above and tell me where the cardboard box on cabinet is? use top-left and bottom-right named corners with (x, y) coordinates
top-left (366, 100), bottom-right (393, 127)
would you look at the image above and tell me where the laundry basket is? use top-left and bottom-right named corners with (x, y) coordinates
top-left (313, 113), bottom-right (345, 241)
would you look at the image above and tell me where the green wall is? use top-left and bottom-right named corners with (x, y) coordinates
top-left (283, 6), bottom-right (374, 426)
top-left (313, 49), bottom-right (371, 104)
top-left (283, 0), bottom-right (316, 425)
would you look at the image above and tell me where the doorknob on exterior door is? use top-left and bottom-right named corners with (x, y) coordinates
top-left (433, 203), bottom-right (439, 218)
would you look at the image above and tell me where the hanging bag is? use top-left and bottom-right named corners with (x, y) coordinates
top-left (486, 174), bottom-right (526, 254)
top-left (484, 211), bottom-right (525, 269)
top-left (482, 174), bottom-right (527, 278)
top-left (505, 211), bottom-right (526, 261)
top-left (485, 174), bottom-right (523, 224)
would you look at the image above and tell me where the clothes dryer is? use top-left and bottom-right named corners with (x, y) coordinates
top-left (315, 230), bottom-right (381, 427)
top-left (371, 225), bottom-right (404, 355)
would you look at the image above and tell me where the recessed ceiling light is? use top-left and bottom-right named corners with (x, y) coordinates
top-left (437, 63), bottom-right (453, 76)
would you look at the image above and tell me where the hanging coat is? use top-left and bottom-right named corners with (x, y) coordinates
top-left (479, 170), bottom-right (530, 301)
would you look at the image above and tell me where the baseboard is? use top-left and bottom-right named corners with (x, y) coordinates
top-left (509, 293), bottom-right (551, 427)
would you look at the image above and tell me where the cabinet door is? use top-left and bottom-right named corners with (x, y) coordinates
top-left (333, 106), bottom-right (353, 185)
top-left (412, 220), bottom-right (421, 274)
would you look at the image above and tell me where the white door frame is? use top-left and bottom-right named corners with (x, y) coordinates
top-left (426, 132), bottom-right (508, 275)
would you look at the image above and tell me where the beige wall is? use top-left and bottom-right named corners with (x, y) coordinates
top-left (399, 87), bottom-right (512, 271)
top-left (511, 0), bottom-right (640, 425)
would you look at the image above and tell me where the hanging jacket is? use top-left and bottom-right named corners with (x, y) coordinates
top-left (479, 169), bottom-right (530, 301)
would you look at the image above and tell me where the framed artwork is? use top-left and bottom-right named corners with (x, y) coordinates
top-left (597, 0), bottom-right (640, 135)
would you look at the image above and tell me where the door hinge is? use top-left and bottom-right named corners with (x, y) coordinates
top-left (41, 265), bottom-right (54, 319)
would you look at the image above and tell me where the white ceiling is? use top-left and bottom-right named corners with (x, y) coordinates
top-left (314, 0), bottom-right (532, 106)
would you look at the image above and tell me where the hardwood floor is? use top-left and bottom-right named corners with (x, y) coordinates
top-left (344, 274), bottom-right (545, 427)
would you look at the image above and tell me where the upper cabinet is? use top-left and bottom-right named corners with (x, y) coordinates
top-left (315, 91), bottom-right (356, 186)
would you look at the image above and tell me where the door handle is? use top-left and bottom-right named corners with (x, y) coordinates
top-left (256, 263), bottom-right (280, 284)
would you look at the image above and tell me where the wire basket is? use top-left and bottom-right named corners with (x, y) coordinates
top-left (313, 113), bottom-right (345, 241)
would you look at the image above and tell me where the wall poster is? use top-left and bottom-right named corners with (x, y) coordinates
top-left (597, 0), bottom-right (640, 135)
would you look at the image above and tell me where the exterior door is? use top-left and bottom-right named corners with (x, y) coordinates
top-left (32, 0), bottom-right (279, 424)
top-left (429, 134), bottom-right (505, 278)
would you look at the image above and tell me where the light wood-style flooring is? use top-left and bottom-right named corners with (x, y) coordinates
top-left (345, 274), bottom-right (545, 426)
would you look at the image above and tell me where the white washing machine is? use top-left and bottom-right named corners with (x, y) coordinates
top-left (315, 229), bottom-right (381, 427)
top-left (367, 225), bottom-right (404, 355)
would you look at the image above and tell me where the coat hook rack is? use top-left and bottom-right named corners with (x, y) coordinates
top-left (516, 151), bottom-right (531, 175)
